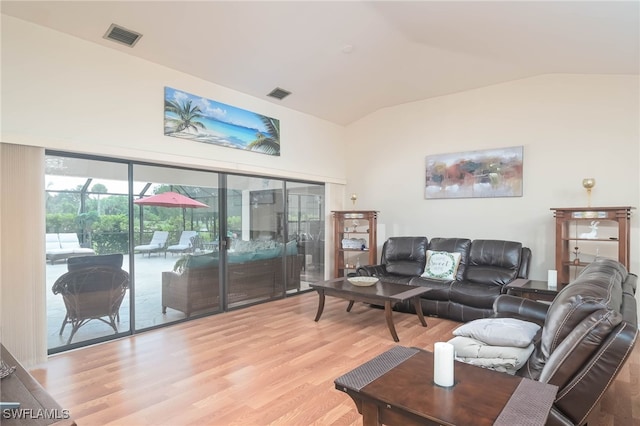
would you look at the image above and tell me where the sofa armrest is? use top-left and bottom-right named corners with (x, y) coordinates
top-left (518, 247), bottom-right (532, 278)
top-left (162, 270), bottom-right (181, 290)
top-left (357, 264), bottom-right (387, 277)
top-left (493, 294), bottom-right (549, 326)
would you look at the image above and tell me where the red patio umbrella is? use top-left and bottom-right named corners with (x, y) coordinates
top-left (134, 191), bottom-right (209, 209)
top-left (134, 191), bottom-right (209, 230)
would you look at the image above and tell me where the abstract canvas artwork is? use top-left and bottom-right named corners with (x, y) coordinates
top-left (164, 87), bottom-right (280, 156)
top-left (425, 146), bottom-right (523, 199)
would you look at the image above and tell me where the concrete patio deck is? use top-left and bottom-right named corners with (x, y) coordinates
top-left (46, 252), bottom-right (318, 350)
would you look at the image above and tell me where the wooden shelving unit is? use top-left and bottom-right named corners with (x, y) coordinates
top-left (332, 210), bottom-right (377, 278)
top-left (551, 206), bottom-right (633, 285)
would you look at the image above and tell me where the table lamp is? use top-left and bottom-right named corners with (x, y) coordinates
top-left (582, 178), bottom-right (595, 207)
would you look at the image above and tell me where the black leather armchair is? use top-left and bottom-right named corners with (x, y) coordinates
top-left (494, 258), bottom-right (637, 426)
top-left (357, 236), bottom-right (428, 284)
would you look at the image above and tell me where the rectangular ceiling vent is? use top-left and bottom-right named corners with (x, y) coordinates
top-left (103, 24), bottom-right (142, 47)
top-left (267, 87), bottom-right (291, 100)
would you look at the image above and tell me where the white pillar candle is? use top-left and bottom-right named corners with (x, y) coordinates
top-left (434, 342), bottom-right (455, 387)
top-left (548, 270), bottom-right (558, 289)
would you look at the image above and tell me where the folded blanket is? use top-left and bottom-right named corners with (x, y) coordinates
top-left (449, 336), bottom-right (534, 375)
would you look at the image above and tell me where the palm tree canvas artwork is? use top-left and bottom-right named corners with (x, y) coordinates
top-left (164, 87), bottom-right (280, 156)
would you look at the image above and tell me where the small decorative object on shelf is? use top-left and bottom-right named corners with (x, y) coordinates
top-left (572, 246), bottom-right (581, 265)
top-left (578, 220), bottom-right (599, 239)
top-left (582, 178), bottom-right (596, 207)
top-left (342, 238), bottom-right (366, 249)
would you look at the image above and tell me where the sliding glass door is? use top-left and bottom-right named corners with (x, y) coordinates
top-left (45, 155), bottom-right (131, 351)
top-left (225, 176), bottom-right (289, 308)
top-left (46, 152), bottom-right (325, 353)
top-left (132, 165), bottom-right (221, 328)
top-left (287, 182), bottom-right (325, 288)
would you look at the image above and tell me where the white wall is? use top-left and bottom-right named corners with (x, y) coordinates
top-left (2, 16), bottom-right (638, 339)
top-left (345, 74), bottom-right (640, 282)
top-left (1, 15), bottom-right (347, 185)
top-left (0, 15), bottom-right (349, 363)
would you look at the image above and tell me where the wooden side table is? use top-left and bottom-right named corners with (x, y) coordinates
top-left (335, 346), bottom-right (558, 426)
top-left (505, 279), bottom-right (559, 302)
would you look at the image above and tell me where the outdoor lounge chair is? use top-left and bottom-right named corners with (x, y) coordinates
top-left (46, 232), bottom-right (96, 264)
top-left (52, 254), bottom-right (129, 345)
top-left (166, 231), bottom-right (198, 256)
top-left (134, 231), bottom-right (169, 257)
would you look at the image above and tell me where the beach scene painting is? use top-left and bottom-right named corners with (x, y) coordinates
top-left (425, 146), bottom-right (523, 199)
top-left (164, 87), bottom-right (280, 156)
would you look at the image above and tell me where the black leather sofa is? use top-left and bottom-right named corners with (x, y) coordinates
top-left (357, 236), bottom-right (531, 322)
top-left (493, 257), bottom-right (637, 426)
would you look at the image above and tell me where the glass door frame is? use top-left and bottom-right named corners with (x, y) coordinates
top-left (46, 150), bottom-right (323, 354)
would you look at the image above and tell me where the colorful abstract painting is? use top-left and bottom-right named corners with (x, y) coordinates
top-left (425, 146), bottom-right (523, 199)
top-left (164, 87), bottom-right (280, 156)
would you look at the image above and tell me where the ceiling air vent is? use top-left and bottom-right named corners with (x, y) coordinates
top-left (103, 24), bottom-right (142, 47)
top-left (267, 87), bottom-right (291, 100)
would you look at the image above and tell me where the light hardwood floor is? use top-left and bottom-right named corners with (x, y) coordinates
top-left (31, 292), bottom-right (639, 426)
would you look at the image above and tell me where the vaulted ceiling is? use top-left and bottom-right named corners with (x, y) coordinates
top-left (2, 1), bottom-right (638, 125)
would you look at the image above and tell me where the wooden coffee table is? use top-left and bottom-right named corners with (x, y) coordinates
top-left (336, 346), bottom-right (558, 426)
top-left (309, 277), bottom-right (430, 342)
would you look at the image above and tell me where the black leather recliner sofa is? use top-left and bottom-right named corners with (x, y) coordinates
top-left (357, 236), bottom-right (531, 322)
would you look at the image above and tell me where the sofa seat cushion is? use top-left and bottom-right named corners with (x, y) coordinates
top-left (409, 277), bottom-right (452, 301)
top-left (449, 281), bottom-right (502, 309)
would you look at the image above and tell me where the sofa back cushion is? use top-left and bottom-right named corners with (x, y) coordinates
top-left (58, 233), bottom-right (81, 249)
top-left (185, 254), bottom-right (219, 270)
top-left (68, 254), bottom-right (123, 271)
top-left (382, 237), bottom-right (428, 277)
top-left (428, 238), bottom-right (471, 281)
top-left (46, 233), bottom-right (61, 250)
top-left (465, 240), bottom-right (522, 286)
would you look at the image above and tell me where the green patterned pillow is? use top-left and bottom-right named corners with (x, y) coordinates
top-left (421, 250), bottom-right (462, 280)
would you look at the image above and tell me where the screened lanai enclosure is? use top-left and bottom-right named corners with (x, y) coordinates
top-left (45, 153), bottom-right (325, 353)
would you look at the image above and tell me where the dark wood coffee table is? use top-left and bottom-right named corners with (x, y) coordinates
top-left (335, 346), bottom-right (558, 426)
top-left (309, 277), bottom-right (430, 342)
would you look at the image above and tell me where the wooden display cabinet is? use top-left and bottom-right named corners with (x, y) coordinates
top-left (332, 210), bottom-right (377, 278)
top-left (551, 206), bottom-right (633, 285)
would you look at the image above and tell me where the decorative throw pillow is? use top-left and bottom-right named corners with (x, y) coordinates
top-left (421, 250), bottom-right (461, 280)
top-left (453, 318), bottom-right (541, 348)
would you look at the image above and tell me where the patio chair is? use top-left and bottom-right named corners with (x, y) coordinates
top-left (52, 254), bottom-right (129, 345)
top-left (134, 231), bottom-right (169, 257)
top-left (166, 231), bottom-right (198, 256)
